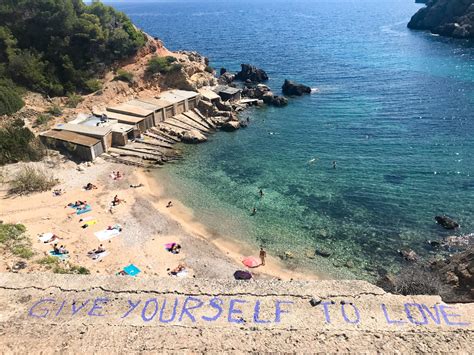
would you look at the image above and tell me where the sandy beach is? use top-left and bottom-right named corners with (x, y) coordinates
top-left (0, 155), bottom-right (319, 281)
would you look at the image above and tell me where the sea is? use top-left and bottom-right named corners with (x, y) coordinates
top-left (109, 0), bottom-right (474, 279)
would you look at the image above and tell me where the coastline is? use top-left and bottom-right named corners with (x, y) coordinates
top-left (138, 168), bottom-right (322, 281)
top-left (0, 156), bottom-right (321, 281)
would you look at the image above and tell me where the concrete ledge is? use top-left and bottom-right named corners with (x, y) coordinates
top-left (0, 273), bottom-right (472, 353)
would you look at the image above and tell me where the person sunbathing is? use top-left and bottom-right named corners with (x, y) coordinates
top-left (170, 263), bottom-right (186, 275)
top-left (166, 201), bottom-right (173, 208)
top-left (53, 243), bottom-right (60, 254)
top-left (171, 244), bottom-right (181, 254)
top-left (58, 245), bottom-right (69, 254)
top-left (130, 183), bottom-right (144, 188)
top-left (88, 244), bottom-right (106, 255)
top-left (85, 183), bottom-right (97, 191)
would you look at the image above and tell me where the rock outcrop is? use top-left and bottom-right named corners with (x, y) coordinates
top-left (430, 246), bottom-right (474, 302)
top-left (221, 120), bottom-right (241, 132)
top-left (181, 129), bottom-right (207, 144)
top-left (282, 79), bottom-right (311, 96)
top-left (262, 92), bottom-right (288, 107)
top-left (408, 0), bottom-right (474, 39)
top-left (235, 64), bottom-right (269, 82)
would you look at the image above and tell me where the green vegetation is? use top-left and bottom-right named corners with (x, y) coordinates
top-left (0, 223), bottom-right (34, 259)
top-left (47, 105), bottom-right (62, 116)
top-left (66, 93), bottom-right (84, 108)
top-left (114, 69), bottom-right (134, 83)
top-left (0, 0), bottom-right (146, 104)
top-left (9, 165), bottom-right (57, 195)
top-left (0, 119), bottom-right (45, 165)
top-left (37, 255), bottom-right (90, 274)
top-left (146, 56), bottom-right (182, 75)
top-left (34, 113), bottom-right (53, 128)
top-left (0, 78), bottom-right (24, 115)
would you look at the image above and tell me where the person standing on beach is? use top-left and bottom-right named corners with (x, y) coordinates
top-left (259, 247), bottom-right (266, 266)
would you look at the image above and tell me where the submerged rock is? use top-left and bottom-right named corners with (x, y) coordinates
top-left (235, 64), bottom-right (269, 82)
top-left (282, 79), bottom-right (311, 96)
top-left (398, 249), bottom-right (418, 262)
top-left (435, 215), bottom-right (460, 230)
top-left (315, 249), bottom-right (331, 258)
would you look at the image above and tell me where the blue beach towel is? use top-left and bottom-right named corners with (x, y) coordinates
top-left (123, 264), bottom-right (141, 276)
top-left (76, 205), bottom-right (91, 215)
top-left (49, 251), bottom-right (70, 260)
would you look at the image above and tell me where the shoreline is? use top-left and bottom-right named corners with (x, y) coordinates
top-left (138, 168), bottom-right (322, 281)
top-left (0, 157), bottom-right (321, 281)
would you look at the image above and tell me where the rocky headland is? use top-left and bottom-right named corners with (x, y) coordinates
top-left (408, 0), bottom-right (474, 39)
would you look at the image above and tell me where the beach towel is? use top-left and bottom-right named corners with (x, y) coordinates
top-left (88, 251), bottom-right (109, 261)
top-left (123, 264), bottom-right (140, 276)
top-left (38, 233), bottom-right (54, 243)
top-left (49, 251), bottom-right (69, 260)
top-left (76, 205), bottom-right (91, 215)
top-left (175, 269), bottom-right (188, 278)
top-left (94, 229), bottom-right (120, 241)
top-left (79, 216), bottom-right (94, 222)
top-left (164, 242), bottom-right (176, 250)
top-left (82, 220), bottom-right (97, 228)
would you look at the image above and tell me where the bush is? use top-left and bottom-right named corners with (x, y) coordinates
top-left (205, 65), bottom-right (214, 74)
top-left (66, 93), bottom-right (83, 108)
top-left (0, 223), bottom-right (34, 259)
top-left (0, 81), bottom-right (24, 115)
top-left (83, 79), bottom-right (102, 93)
top-left (146, 56), bottom-right (182, 75)
top-left (37, 256), bottom-right (59, 266)
top-left (54, 264), bottom-right (90, 275)
top-left (114, 69), bottom-right (134, 83)
top-left (47, 105), bottom-right (62, 117)
top-left (34, 113), bottom-right (52, 127)
top-left (9, 165), bottom-right (57, 195)
top-left (0, 119), bottom-right (45, 165)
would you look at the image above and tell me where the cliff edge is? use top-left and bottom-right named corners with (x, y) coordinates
top-left (408, 0), bottom-right (474, 39)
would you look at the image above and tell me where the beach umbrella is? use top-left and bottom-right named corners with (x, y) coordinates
top-left (234, 270), bottom-right (252, 280)
top-left (242, 256), bottom-right (260, 268)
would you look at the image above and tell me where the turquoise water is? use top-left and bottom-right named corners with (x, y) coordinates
top-left (112, 0), bottom-right (474, 279)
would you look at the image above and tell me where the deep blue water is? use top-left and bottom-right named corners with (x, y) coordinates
top-left (110, 0), bottom-right (474, 279)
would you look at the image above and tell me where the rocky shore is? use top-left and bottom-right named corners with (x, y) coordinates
top-left (408, 0), bottom-right (474, 39)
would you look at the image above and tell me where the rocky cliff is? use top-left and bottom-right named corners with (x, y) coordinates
top-left (408, 0), bottom-right (474, 39)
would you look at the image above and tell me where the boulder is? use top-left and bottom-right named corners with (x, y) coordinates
top-left (435, 215), bottom-right (460, 230)
top-left (218, 72), bottom-right (235, 85)
top-left (262, 92), bottom-right (288, 107)
top-left (429, 246), bottom-right (474, 302)
top-left (282, 79), bottom-right (312, 96)
top-left (221, 121), bottom-right (240, 132)
top-left (181, 129), bottom-right (207, 144)
top-left (235, 64), bottom-right (269, 82)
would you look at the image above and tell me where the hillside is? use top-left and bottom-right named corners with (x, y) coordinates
top-left (0, 0), bottom-right (146, 117)
top-left (408, 0), bottom-right (474, 39)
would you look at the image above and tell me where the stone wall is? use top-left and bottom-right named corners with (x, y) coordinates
top-left (0, 273), bottom-right (472, 353)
